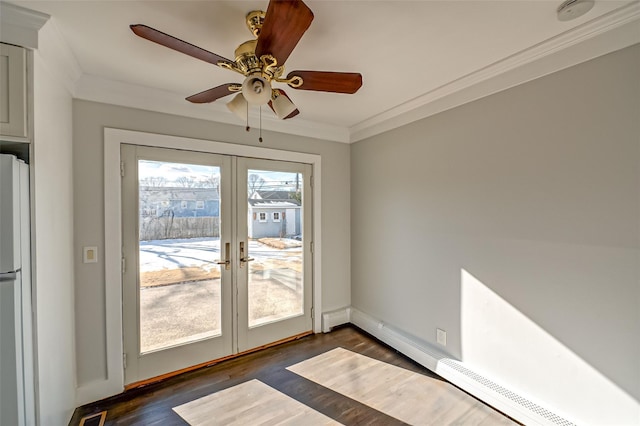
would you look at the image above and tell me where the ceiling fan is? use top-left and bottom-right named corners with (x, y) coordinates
top-left (130, 0), bottom-right (363, 127)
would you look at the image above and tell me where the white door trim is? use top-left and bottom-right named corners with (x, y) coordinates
top-left (100, 127), bottom-right (322, 400)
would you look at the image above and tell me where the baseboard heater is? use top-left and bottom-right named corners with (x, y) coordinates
top-left (323, 307), bottom-right (575, 426)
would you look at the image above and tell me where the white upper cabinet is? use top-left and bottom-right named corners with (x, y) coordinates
top-left (0, 43), bottom-right (27, 140)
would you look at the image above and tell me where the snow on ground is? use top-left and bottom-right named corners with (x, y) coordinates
top-left (139, 237), bottom-right (301, 272)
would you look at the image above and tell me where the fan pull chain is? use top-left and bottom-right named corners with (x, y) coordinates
top-left (245, 100), bottom-right (250, 132)
top-left (259, 106), bottom-right (263, 143)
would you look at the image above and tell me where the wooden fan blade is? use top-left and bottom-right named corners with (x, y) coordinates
top-left (268, 89), bottom-right (300, 119)
top-left (130, 24), bottom-right (232, 66)
top-left (286, 71), bottom-right (362, 94)
top-left (255, 0), bottom-right (314, 66)
top-left (284, 109), bottom-right (300, 119)
top-left (186, 84), bottom-right (238, 103)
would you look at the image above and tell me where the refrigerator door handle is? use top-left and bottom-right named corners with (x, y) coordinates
top-left (0, 270), bottom-right (20, 281)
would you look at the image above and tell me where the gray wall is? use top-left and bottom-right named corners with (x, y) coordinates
top-left (73, 101), bottom-right (351, 387)
top-left (351, 44), bottom-right (639, 424)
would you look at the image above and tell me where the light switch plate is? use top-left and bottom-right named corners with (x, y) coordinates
top-left (83, 246), bottom-right (98, 263)
top-left (436, 328), bottom-right (447, 346)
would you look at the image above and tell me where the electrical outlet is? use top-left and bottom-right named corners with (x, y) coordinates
top-left (436, 328), bottom-right (447, 346)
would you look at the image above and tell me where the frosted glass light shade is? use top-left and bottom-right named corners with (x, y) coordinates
top-left (271, 90), bottom-right (297, 119)
top-left (227, 93), bottom-right (247, 120)
top-left (242, 73), bottom-right (272, 105)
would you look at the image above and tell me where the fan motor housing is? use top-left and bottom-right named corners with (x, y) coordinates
top-left (234, 39), bottom-right (283, 81)
top-left (235, 40), bottom-right (261, 74)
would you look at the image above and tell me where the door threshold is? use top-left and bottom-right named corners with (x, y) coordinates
top-left (124, 330), bottom-right (313, 391)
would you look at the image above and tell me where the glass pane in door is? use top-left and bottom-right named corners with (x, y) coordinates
top-left (247, 169), bottom-right (304, 327)
top-left (137, 160), bottom-right (222, 353)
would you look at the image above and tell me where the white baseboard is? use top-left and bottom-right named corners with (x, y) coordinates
top-left (348, 307), bottom-right (576, 426)
top-left (349, 308), bottom-right (445, 372)
top-left (321, 307), bottom-right (351, 333)
top-left (76, 379), bottom-right (123, 407)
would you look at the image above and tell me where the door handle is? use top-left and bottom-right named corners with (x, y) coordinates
top-left (239, 241), bottom-right (254, 268)
top-left (0, 271), bottom-right (19, 282)
top-left (216, 242), bottom-right (231, 270)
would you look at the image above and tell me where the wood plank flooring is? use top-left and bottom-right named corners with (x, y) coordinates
top-left (173, 379), bottom-right (340, 425)
top-left (69, 325), bottom-right (519, 425)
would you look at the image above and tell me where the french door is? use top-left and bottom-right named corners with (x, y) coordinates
top-left (121, 145), bottom-right (312, 384)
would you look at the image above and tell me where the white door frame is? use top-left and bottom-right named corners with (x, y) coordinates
top-left (101, 128), bottom-right (322, 398)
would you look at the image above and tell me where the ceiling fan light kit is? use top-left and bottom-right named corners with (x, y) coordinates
top-left (227, 93), bottom-right (249, 121)
top-left (271, 90), bottom-right (298, 120)
top-left (242, 72), bottom-right (272, 105)
top-left (130, 0), bottom-right (362, 142)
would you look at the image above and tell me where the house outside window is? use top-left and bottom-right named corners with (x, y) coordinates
top-left (272, 212), bottom-right (281, 222)
top-left (181, 200), bottom-right (188, 209)
top-left (196, 200), bottom-right (204, 209)
top-left (259, 212), bottom-right (267, 222)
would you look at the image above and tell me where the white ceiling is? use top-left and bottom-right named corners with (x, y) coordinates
top-left (6, 0), bottom-right (640, 142)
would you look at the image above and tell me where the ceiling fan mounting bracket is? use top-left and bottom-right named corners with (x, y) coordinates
top-left (217, 60), bottom-right (244, 75)
top-left (246, 10), bottom-right (265, 37)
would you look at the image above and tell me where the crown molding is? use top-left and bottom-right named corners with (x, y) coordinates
top-left (0, 2), bottom-right (49, 49)
top-left (74, 74), bottom-right (350, 143)
top-left (349, 1), bottom-right (640, 143)
top-left (7, 1), bottom-right (638, 145)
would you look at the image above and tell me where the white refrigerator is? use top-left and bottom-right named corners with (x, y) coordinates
top-left (0, 153), bottom-right (35, 426)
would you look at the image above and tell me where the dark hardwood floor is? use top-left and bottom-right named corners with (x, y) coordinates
top-left (70, 325), bottom-right (518, 425)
